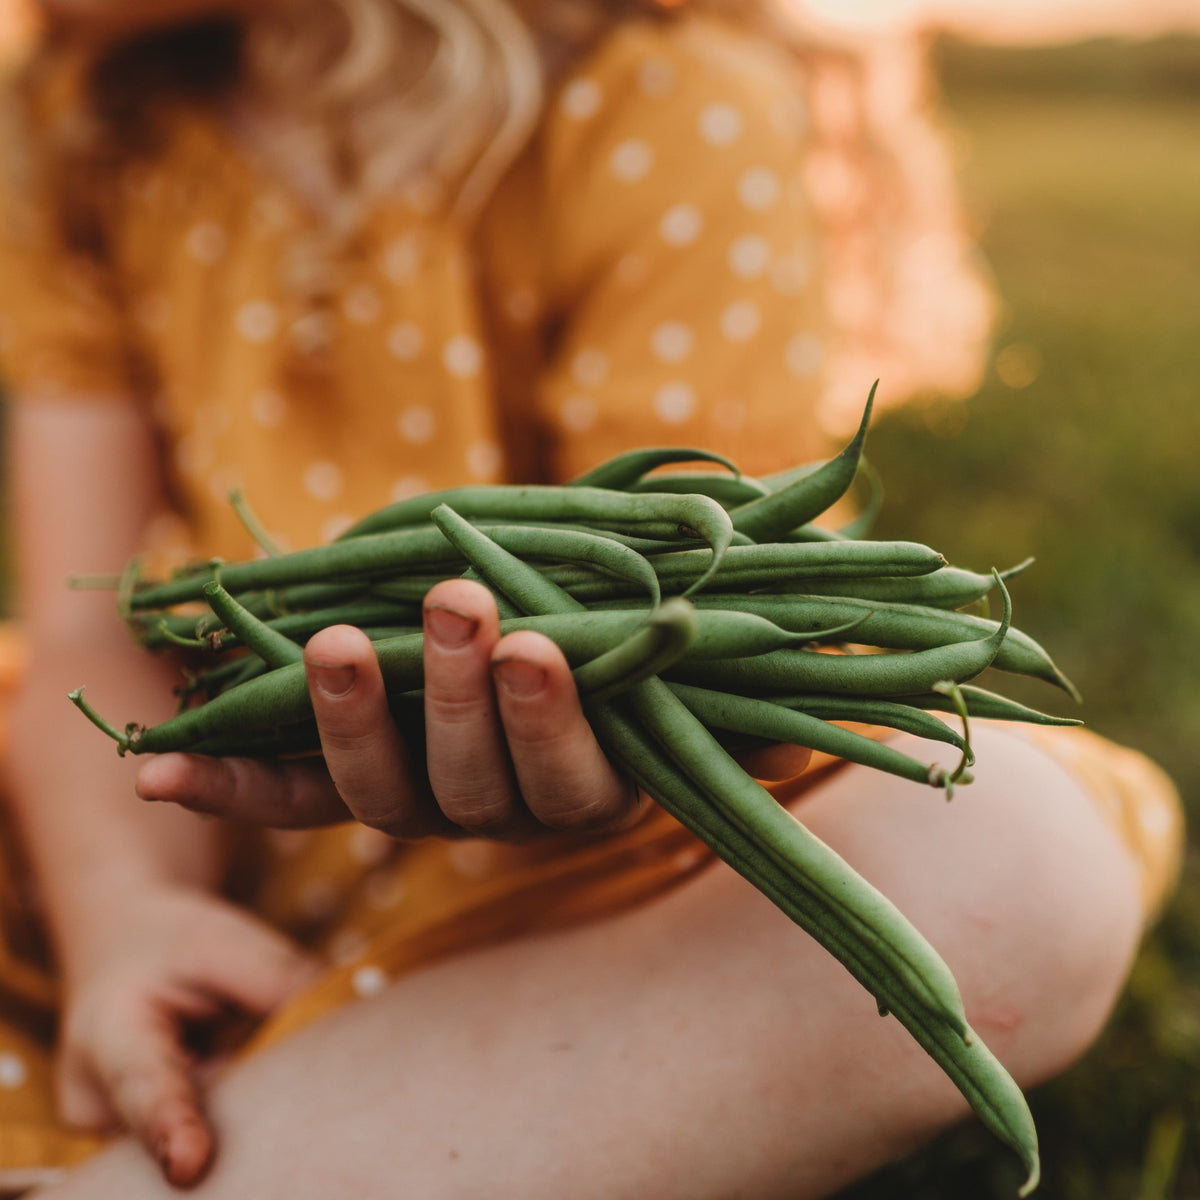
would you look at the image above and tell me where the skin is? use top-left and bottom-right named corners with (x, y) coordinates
top-left (38, 724), bottom-right (1143, 1200)
top-left (9, 399), bottom-right (804, 1187)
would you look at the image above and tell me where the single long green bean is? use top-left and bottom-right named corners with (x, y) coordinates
top-left (666, 682), bottom-right (960, 790)
top-left (730, 383), bottom-right (875, 542)
top-left (202, 581), bottom-right (304, 668)
top-left (589, 703), bottom-right (1038, 1195)
top-left (568, 447), bottom-right (741, 491)
top-left (688, 592), bottom-right (1078, 698)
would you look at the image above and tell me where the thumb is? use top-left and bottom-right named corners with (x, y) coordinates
top-left (194, 913), bottom-right (324, 1016)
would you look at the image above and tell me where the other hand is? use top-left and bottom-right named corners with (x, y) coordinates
top-left (57, 885), bottom-right (320, 1187)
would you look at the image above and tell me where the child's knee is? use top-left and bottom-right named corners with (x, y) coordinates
top-left (938, 724), bottom-right (1145, 1087)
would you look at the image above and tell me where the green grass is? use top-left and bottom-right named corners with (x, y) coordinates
top-left (835, 36), bottom-right (1200, 1200)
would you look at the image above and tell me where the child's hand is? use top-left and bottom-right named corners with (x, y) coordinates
top-left (136, 578), bottom-right (648, 840)
top-left (57, 885), bottom-right (320, 1187)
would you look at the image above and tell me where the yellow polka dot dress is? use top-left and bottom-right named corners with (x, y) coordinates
top-left (0, 11), bottom-right (1183, 1183)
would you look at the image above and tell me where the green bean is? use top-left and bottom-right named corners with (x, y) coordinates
top-left (666, 682), bottom-right (961, 790)
top-left (756, 693), bottom-right (973, 760)
top-left (666, 575), bottom-right (1012, 696)
top-left (227, 488), bottom-right (283, 557)
top-left (894, 684), bottom-right (1084, 727)
top-left (202, 581), bottom-right (304, 668)
top-left (629, 473), bottom-right (769, 507)
top-left (688, 592), bottom-right (1078, 698)
top-left (621, 677), bottom-right (970, 1033)
top-left (493, 608), bottom-right (847, 661)
top-left (730, 383), bottom-right (875, 542)
top-left (130, 526), bottom-right (467, 609)
top-left (757, 558), bottom-right (1031, 610)
top-left (568, 447), bottom-right (741, 491)
top-left (587, 702), bottom-right (1038, 1194)
top-left (461, 524), bottom-right (662, 606)
top-left (542, 541), bottom-right (946, 605)
top-left (571, 599), bottom-right (698, 702)
top-left (432, 505), bottom-right (587, 617)
top-left (334, 483), bottom-right (734, 552)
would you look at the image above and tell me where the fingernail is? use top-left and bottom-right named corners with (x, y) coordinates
top-left (425, 605), bottom-right (478, 649)
top-left (493, 658), bottom-right (546, 698)
top-left (309, 662), bottom-right (356, 697)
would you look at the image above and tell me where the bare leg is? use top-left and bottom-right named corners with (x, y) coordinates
top-left (35, 725), bottom-right (1143, 1200)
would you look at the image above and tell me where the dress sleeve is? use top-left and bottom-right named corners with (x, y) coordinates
top-left (530, 17), bottom-right (834, 482)
top-left (0, 92), bottom-right (137, 404)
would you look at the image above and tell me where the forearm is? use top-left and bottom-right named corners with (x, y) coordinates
top-left (5, 638), bottom-right (227, 974)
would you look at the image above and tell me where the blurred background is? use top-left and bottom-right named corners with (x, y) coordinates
top-left (1, 0), bottom-right (1197, 1196)
top-left (823, 5), bottom-right (1200, 1198)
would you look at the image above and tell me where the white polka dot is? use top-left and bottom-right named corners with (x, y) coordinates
top-left (638, 57), bottom-right (676, 97)
top-left (449, 841), bottom-right (497, 878)
top-left (266, 829), bottom-right (312, 856)
top-left (560, 394), bottom-right (598, 433)
top-left (350, 825), bottom-right (394, 867)
top-left (672, 844), bottom-right (711, 873)
top-left (0, 1052), bottom-right (27, 1090)
top-left (290, 310), bottom-right (334, 356)
top-left (660, 204), bottom-right (704, 246)
top-left (654, 381), bottom-right (697, 424)
top-left (136, 294), bottom-right (170, 333)
top-left (610, 139), bottom-right (655, 183)
top-left (785, 332), bottom-right (824, 378)
top-left (698, 103), bottom-right (744, 146)
top-left (713, 398), bottom-right (747, 431)
top-left (321, 514), bottom-right (356, 542)
top-left (738, 167), bottom-right (782, 212)
top-left (329, 929), bottom-right (369, 965)
top-left (235, 300), bottom-right (279, 343)
top-left (402, 176), bottom-right (442, 215)
top-left (251, 389), bottom-right (287, 429)
top-left (390, 475), bottom-right (428, 502)
top-left (720, 300), bottom-right (762, 342)
top-left (253, 191), bottom-right (291, 231)
top-left (364, 870), bottom-right (408, 910)
top-left (615, 254), bottom-right (649, 286)
top-left (650, 321), bottom-right (694, 364)
top-left (343, 284), bottom-right (381, 324)
top-left (466, 440), bottom-right (503, 481)
top-left (174, 432), bottom-right (214, 478)
top-left (185, 221), bottom-right (226, 264)
top-left (728, 234), bottom-right (771, 279)
top-left (571, 348), bottom-right (609, 388)
top-left (560, 77), bottom-right (602, 120)
top-left (381, 233), bottom-right (423, 284)
top-left (387, 322), bottom-right (425, 360)
top-left (443, 335), bottom-right (484, 379)
top-left (352, 963), bottom-right (389, 999)
top-left (504, 285), bottom-right (541, 325)
top-left (770, 253), bottom-right (810, 295)
top-left (302, 461), bottom-right (343, 502)
top-left (298, 878), bottom-right (340, 921)
top-left (397, 405), bottom-right (437, 444)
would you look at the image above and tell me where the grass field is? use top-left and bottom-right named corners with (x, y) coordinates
top-left (835, 34), bottom-right (1200, 1200)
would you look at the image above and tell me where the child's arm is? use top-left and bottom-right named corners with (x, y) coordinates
top-left (4, 399), bottom-right (318, 1185)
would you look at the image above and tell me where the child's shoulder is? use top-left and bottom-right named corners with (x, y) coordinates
top-left (539, 12), bottom-right (810, 188)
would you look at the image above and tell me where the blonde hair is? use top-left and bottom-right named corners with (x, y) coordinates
top-left (238, 0), bottom-right (797, 227)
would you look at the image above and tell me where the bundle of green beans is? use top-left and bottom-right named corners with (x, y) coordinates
top-left (71, 388), bottom-right (1082, 1193)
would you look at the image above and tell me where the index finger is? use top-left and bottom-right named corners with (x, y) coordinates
top-left (98, 1011), bottom-right (213, 1187)
top-left (136, 752), bottom-right (353, 828)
